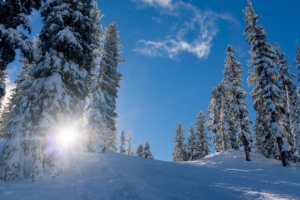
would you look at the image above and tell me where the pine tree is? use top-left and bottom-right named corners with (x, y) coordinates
top-left (1, 37), bottom-right (41, 139)
top-left (244, 0), bottom-right (287, 166)
top-left (217, 82), bottom-right (232, 151)
top-left (0, 0), bottom-right (96, 182)
top-left (126, 131), bottom-right (134, 156)
top-left (187, 125), bottom-right (196, 160)
top-left (224, 45), bottom-right (252, 161)
top-left (295, 41), bottom-right (300, 87)
top-left (0, 37), bottom-right (38, 181)
top-left (276, 45), bottom-right (300, 158)
top-left (0, 0), bottom-right (41, 105)
top-left (207, 88), bottom-right (222, 152)
top-left (143, 140), bottom-right (153, 159)
top-left (90, 22), bottom-right (123, 152)
top-left (195, 111), bottom-right (210, 159)
top-left (136, 143), bottom-right (144, 157)
top-left (119, 130), bottom-right (126, 154)
top-left (173, 122), bottom-right (188, 161)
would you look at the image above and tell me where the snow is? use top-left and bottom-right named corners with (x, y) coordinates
top-left (0, 139), bottom-right (300, 199)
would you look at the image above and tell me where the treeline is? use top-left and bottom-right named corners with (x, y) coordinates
top-left (173, 0), bottom-right (300, 167)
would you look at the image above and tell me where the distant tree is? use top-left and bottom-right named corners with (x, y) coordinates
top-left (143, 140), bottom-right (153, 159)
top-left (217, 82), bottom-right (233, 151)
top-left (119, 131), bottom-right (126, 154)
top-left (187, 125), bottom-right (197, 160)
top-left (126, 131), bottom-right (134, 156)
top-left (207, 88), bottom-right (222, 152)
top-left (224, 45), bottom-right (252, 161)
top-left (173, 122), bottom-right (188, 161)
top-left (0, 0), bottom-right (41, 106)
top-left (244, 0), bottom-right (287, 166)
top-left (136, 143), bottom-right (144, 157)
top-left (195, 111), bottom-right (210, 159)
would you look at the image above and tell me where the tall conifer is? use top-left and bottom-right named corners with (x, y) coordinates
top-left (244, 0), bottom-right (287, 166)
top-left (224, 46), bottom-right (252, 161)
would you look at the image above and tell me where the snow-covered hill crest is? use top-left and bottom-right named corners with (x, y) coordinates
top-left (0, 139), bottom-right (300, 200)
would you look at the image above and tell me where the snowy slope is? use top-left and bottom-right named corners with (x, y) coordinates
top-left (0, 139), bottom-right (300, 200)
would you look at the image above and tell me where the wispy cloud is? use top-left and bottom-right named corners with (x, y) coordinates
top-left (133, 0), bottom-right (173, 9)
top-left (133, 0), bottom-right (238, 59)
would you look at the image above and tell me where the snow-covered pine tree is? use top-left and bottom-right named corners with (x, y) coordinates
top-left (136, 143), bottom-right (144, 157)
top-left (217, 82), bottom-right (233, 151)
top-left (85, 0), bottom-right (107, 153)
top-left (126, 131), bottom-right (134, 156)
top-left (295, 41), bottom-right (300, 88)
top-left (2, 37), bottom-right (41, 136)
top-left (0, 0), bottom-right (41, 106)
top-left (195, 111), bottom-right (210, 159)
top-left (224, 45), bottom-right (252, 161)
top-left (207, 88), bottom-right (222, 152)
top-left (1, 0), bottom-right (95, 182)
top-left (294, 42), bottom-right (300, 134)
top-left (276, 45), bottom-right (300, 159)
top-left (0, 102), bottom-right (9, 137)
top-left (173, 122), bottom-right (188, 161)
top-left (187, 125), bottom-right (197, 161)
top-left (143, 140), bottom-right (153, 159)
top-left (119, 130), bottom-right (126, 154)
top-left (0, 37), bottom-right (39, 181)
top-left (90, 22), bottom-right (123, 152)
top-left (244, 0), bottom-right (287, 166)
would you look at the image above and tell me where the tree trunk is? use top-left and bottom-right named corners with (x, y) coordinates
top-left (242, 136), bottom-right (251, 161)
top-left (276, 137), bottom-right (288, 167)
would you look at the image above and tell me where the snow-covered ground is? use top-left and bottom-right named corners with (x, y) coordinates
top-left (0, 139), bottom-right (300, 200)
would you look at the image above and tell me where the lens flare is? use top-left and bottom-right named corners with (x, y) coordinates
top-left (58, 129), bottom-right (76, 147)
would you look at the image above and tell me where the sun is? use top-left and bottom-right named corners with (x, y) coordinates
top-left (58, 129), bottom-right (77, 147)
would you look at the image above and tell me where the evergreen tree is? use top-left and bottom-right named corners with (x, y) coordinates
top-left (90, 22), bottom-right (123, 152)
top-left (276, 45), bottom-right (300, 158)
top-left (187, 125), bottom-right (197, 160)
top-left (85, 0), bottom-right (106, 153)
top-left (143, 141), bottom-right (153, 159)
top-left (295, 41), bottom-right (300, 86)
top-left (195, 111), bottom-right (210, 159)
top-left (136, 143), bottom-right (144, 157)
top-left (126, 131), bottom-right (134, 156)
top-left (173, 122), bottom-right (188, 161)
top-left (224, 45), bottom-right (252, 161)
top-left (0, 0), bottom-right (95, 182)
top-left (217, 82), bottom-right (232, 151)
top-left (1, 37), bottom-right (40, 139)
top-left (119, 130), bottom-right (126, 154)
top-left (244, 0), bottom-right (287, 166)
top-left (0, 37), bottom-right (38, 181)
top-left (207, 89), bottom-right (222, 152)
top-left (0, 0), bottom-right (41, 105)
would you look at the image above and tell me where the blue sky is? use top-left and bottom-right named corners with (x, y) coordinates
top-left (7, 0), bottom-right (300, 161)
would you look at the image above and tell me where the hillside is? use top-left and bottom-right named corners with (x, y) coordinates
top-left (0, 139), bottom-right (300, 200)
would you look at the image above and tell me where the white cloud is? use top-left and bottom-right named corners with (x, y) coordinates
top-left (133, 0), bottom-right (237, 59)
top-left (135, 0), bottom-right (173, 9)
